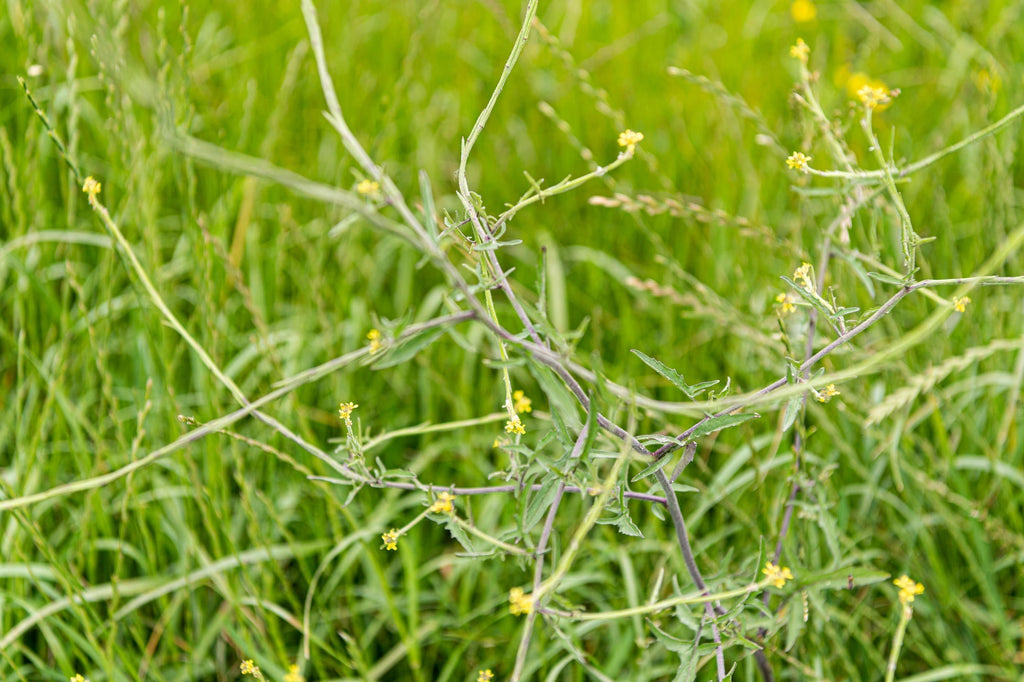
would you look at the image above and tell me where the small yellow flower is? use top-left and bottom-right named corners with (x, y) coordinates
top-left (240, 660), bottom-right (265, 679)
top-left (789, 38), bottom-right (810, 63)
top-left (894, 575), bottom-right (924, 604)
top-left (478, 670), bottom-right (495, 682)
top-left (762, 561), bottom-right (794, 589)
top-left (338, 402), bottom-right (358, 421)
top-left (512, 390), bottom-right (532, 414)
top-left (617, 129), bottom-right (644, 153)
top-left (509, 587), bottom-right (533, 616)
top-left (283, 665), bottom-right (305, 682)
top-left (367, 328), bottom-right (383, 353)
top-left (493, 437), bottom-right (509, 448)
top-left (382, 529), bottom-right (399, 551)
top-left (82, 176), bottom-right (102, 206)
top-left (816, 383), bottom-right (840, 403)
top-left (70, 676), bottom-right (89, 682)
top-left (953, 296), bottom-right (971, 313)
top-left (356, 179), bottom-right (380, 197)
top-left (430, 491), bottom-right (456, 514)
top-left (857, 84), bottom-right (892, 110)
top-left (786, 151), bottom-right (811, 173)
top-left (790, 0), bottom-right (817, 23)
top-left (505, 417), bottom-right (526, 435)
top-left (775, 292), bottom-right (797, 316)
top-left (972, 68), bottom-right (1001, 95)
top-left (793, 262), bottom-right (814, 290)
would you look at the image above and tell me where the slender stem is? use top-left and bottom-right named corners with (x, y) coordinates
top-left (885, 604), bottom-right (914, 682)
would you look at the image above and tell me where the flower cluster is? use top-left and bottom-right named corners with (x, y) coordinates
top-left (70, 676), bottom-right (89, 682)
top-left (429, 492), bottom-right (456, 514)
top-left (283, 665), bottom-right (305, 682)
top-left (509, 587), bottom-right (533, 615)
top-left (790, 1), bottom-right (816, 23)
top-left (953, 296), bottom-right (971, 313)
top-left (381, 529), bottom-right (399, 551)
top-left (478, 670), bottom-right (495, 682)
top-left (617, 129), bottom-right (644, 154)
top-left (857, 84), bottom-right (893, 110)
top-left (505, 416), bottom-right (526, 435)
top-left (338, 401), bottom-right (358, 421)
top-left (512, 390), bottom-right (532, 414)
top-left (775, 292), bottom-right (797, 316)
top-left (82, 176), bottom-right (102, 208)
top-left (786, 151), bottom-right (811, 173)
top-left (356, 179), bottom-right (381, 198)
top-left (240, 660), bottom-right (266, 680)
top-left (816, 383), bottom-right (840, 403)
top-left (762, 561), bottom-right (794, 589)
top-left (793, 262), bottom-right (814, 290)
top-left (789, 38), bottom-right (810, 63)
top-left (367, 328), bottom-right (383, 353)
top-left (894, 575), bottom-right (924, 605)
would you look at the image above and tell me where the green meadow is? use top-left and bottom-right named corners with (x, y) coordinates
top-left (2, 0), bottom-right (1023, 679)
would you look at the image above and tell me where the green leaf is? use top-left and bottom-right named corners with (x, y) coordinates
top-left (614, 509), bottom-right (643, 537)
top-left (686, 413), bottom-right (759, 440)
top-left (867, 271), bottom-right (911, 286)
top-left (527, 360), bottom-right (581, 432)
top-left (372, 327), bottom-right (446, 368)
top-left (444, 518), bottom-right (479, 554)
top-left (781, 395), bottom-right (803, 433)
top-left (522, 479), bottom-right (560, 533)
top-left (631, 454), bottom-right (673, 483)
top-left (631, 350), bottom-right (719, 398)
top-left (801, 567), bottom-right (890, 590)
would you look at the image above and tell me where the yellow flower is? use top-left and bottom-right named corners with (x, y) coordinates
top-left (509, 587), bottom-right (533, 615)
top-left (356, 179), bottom-right (380, 197)
top-left (793, 262), bottom-right (814, 290)
top-left (776, 292), bottom-right (797, 316)
top-left (617, 129), bottom-right (644, 153)
top-left (512, 390), bottom-right (532, 414)
top-left (972, 68), bottom-right (1001, 95)
top-left (505, 417), bottom-right (526, 435)
top-left (382, 529), bottom-right (399, 551)
top-left (953, 296), bottom-right (971, 313)
top-left (894, 575), bottom-right (924, 604)
top-left (478, 670), bottom-right (495, 682)
top-left (82, 176), bottom-right (102, 207)
top-left (367, 328), bottom-right (383, 353)
top-left (240, 660), bottom-right (265, 679)
top-left (762, 561), bottom-right (794, 589)
top-left (338, 402), bottom-right (358, 421)
top-left (786, 151), bottom-right (811, 173)
top-left (70, 676), bottom-right (89, 682)
top-left (430, 491), bottom-right (456, 514)
top-left (857, 84), bottom-right (892, 110)
top-left (283, 665), bottom-right (305, 682)
top-left (493, 437), bottom-right (509, 448)
top-left (790, 0), bottom-right (817, 23)
top-left (789, 38), bottom-right (810, 63)
top-left (816, 383), bottom-right (840, 403)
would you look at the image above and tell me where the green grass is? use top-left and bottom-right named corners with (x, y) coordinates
top-left (2, 1), bottom-right (1024, 680)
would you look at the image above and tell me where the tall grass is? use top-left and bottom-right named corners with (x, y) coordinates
top-left (1, 1), bottom-right (1023, 680)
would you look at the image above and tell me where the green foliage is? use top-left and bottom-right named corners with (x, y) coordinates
top-left (2, 1), bottom-right (1024, 681)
